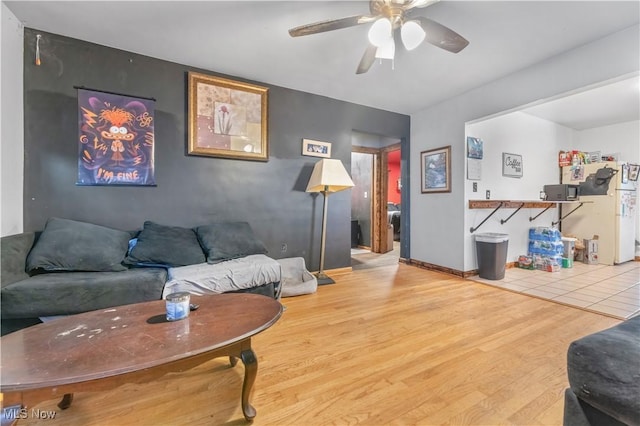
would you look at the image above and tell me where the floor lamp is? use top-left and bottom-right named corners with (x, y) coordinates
top-left (306, 159), bottom-right (355, 285)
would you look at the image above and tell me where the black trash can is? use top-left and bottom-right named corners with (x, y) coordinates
top-left (475, 233), bottom-right (509, 280)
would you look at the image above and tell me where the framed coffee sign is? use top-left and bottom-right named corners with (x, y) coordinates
top-left (502, 152), bottom-right (523, 178)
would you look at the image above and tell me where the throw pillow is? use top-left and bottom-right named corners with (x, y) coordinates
top-left (126, 221), bottom-right (206, 267)
top-left (195, 222), bottom-right (268, 264)
top-left (26, 217), bottom-right (130, 273)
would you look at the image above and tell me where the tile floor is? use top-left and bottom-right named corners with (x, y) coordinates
top-left (468, 261), bottom-right (640, 320)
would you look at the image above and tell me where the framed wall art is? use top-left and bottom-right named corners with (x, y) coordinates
top-left (466, 136), bottom-right (483, 159)
top-left (628, 164), bottom-right (639, 181)
top-left (76, 87), bottom-right (156, 186)
top-left (302, 139), bottom-right (331, 158)
top-left (621, 163), bottom-right (631, 183)
top-left (421, 146), bottom-right (451, 193)
top-left (188, 72), bottom-right (268, 161)
top-left (502, 152), bottom-right (523, 178)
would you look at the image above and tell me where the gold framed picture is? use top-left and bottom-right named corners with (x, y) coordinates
top-left (188, 72), bottom-right (268, 161)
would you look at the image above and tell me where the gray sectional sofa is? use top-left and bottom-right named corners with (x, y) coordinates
top-left (563, 315), bottom-right (640, 426)
top-left (1, 218), bottom-right (279, 335)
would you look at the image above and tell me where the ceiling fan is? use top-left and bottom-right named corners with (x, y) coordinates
top-left (288, 0), bottom-right (469, 74)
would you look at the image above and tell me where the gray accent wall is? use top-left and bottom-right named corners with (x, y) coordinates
top-left (21, 29), bottom-right (410, 271)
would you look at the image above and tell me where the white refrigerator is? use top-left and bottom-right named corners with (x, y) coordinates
top-left (561, 161), bottom-right (637, 265)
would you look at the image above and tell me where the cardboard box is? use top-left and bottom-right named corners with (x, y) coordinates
top-left (561, 237), bottom-right (576, 259)
top-left (584, 237), bottom-right (598, 265)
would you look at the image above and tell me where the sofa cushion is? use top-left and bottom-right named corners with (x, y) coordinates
top-left (1, 268), bottom-right (167, 319)
top-left (1, 232), bottom-right (36, 287)
top-left (567, 315), bottom-right (640, 426)
top-left (126, 221), bottom-right (205, 267)
top-left (26, 218), bottom-right (130, 273)
top-left (195, 222), bottom-right (267, 264)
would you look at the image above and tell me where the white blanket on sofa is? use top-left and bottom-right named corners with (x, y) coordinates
top-left (162, 254), bottom-right (281, 298)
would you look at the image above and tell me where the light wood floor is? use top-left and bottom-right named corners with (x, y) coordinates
top-left (13, 263), bottom-right (620, 425)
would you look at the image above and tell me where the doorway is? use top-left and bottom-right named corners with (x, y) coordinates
top-left (350, 134), bottom-right (402, 268)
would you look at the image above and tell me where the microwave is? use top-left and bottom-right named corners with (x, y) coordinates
top-left (543, 184), bottom-right (579, 201)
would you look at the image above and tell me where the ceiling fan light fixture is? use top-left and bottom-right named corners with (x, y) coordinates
top-left (374, 37), bottom-right (395, 60)
top-left (368, 18), bottom-right (392, 47)
top-left (401, 20), bottom-right (426, 50)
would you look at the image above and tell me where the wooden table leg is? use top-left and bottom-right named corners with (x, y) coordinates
top-left (57, 393), bottom-right (74, 410)
top-left (240, 349), bottom-right (257, 421)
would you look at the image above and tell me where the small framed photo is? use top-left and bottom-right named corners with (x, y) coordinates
top-left (502, 152), bottom-right (523, 178)
top-left (466, 136), bottom-right (483, 159)
top-left (302, 139), bottom-right (331, 158)
top-left (621, 164), bottom-right (629, 183)
top-left (628, 164), bottom-right (639, 181)
top-left (421, 146), bottom-right (451, 193)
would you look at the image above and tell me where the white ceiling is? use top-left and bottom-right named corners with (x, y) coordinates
top-left (5, 1), bottom-right (640, 127)
top-left (520, 76), bottom-right (640, 130)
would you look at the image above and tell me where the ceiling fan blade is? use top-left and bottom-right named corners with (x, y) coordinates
top-left (356, 44), bottom-right (378, 74)
top-left (407, 0), bottom-right (440, 9)
top-left (415, 16), bottom-right (469, 53)
top-left (289, 15), bottom-right (376, 37)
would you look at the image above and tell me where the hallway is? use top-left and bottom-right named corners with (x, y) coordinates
top-left (351, 242), bottom-right (400, 270)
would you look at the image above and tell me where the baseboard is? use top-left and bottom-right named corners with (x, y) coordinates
top-left (403, 259), bottom-right (521, 278)
top-left (404, 258), bottom-right (467, 277)
top-left (326, 256), bottom-right (637, 279)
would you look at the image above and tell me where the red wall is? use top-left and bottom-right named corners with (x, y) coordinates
top-left (387, 150), bottom-right (401, 204)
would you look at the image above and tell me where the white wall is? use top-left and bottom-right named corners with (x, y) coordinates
top-left (575, 120), bottom-right (639, 164)
top-left (575, 120), bottom-right (640, 254)
top-left (1, 3), bottom-right (24, 236)
top-left (464, 113), bottom-right (574, 270)
top-left (410, 24), bottom-right (640, 272)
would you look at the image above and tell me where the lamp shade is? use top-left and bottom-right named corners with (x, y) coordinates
top-left (368, 18), bottom-right (392, 47)
top-left (306, 159), bottom-right (355, 193)
top-left (401, 20), bottom-right (426, 51)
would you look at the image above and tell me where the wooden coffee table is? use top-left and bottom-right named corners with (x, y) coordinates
top-left (1, 293), bottom-right (282, 422)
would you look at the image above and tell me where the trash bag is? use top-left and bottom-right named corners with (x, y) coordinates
top-left (579, 166), bottom-right (618, 196)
